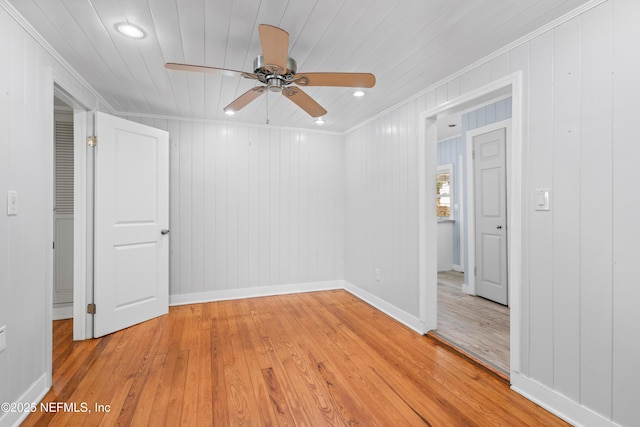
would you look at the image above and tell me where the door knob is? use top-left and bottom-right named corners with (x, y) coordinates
top-left (161, 229), bottom-right (170, 235)
top-left (496, 225), bottom-right (502, 229)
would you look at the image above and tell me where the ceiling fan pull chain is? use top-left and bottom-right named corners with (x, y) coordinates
top-left (265, 88), bottom-right (270, 125)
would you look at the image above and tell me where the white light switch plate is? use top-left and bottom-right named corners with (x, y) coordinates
top-left (535, 188), bottom-right (550, 211)
top-left (0, 326), bottom-right (6, 352)
top-left (7, 191), bottom-right (18, 215)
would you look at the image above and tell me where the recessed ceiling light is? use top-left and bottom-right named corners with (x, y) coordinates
top-left (224, 109), bottom-right (235, 116)
top-left (353, 90), bottom-right (365, 97)
top-left (314, 117), bottom-right (325, 125)
top-left (116, 22), bottom-right (145, 39)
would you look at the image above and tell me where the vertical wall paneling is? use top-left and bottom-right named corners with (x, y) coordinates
top-left (288, 131), bottom-right (300, 283)
top-left (491, 53), bottom-right (510, 81)
top-left (579, 2), bottom-right (613, 418)
top-left (258, 127), bottom-right (270, 287)
top-left (179, 121), bottom-right (194, 293)
top-left (612, 0), bottom-right (640, 425)
top-left (168, 120), bottom-right (181, 295)
top-left (247, 127), bottom-right (260, 287)
top-left (279, 131), bottom-right (291, 285)
top-left (269, 129), bottom-right (281, 286)
top-left (215, 123), bottom-right (229, 289)
top-left (407, 100), bottom-right (419, 293)
top-left (298, 131), bottom-right (311, 282)
top-left (159, 120), bottom-right (344, 299)
top-left (526, 30), bottom-right (555, 388)
top-left (447, 77), bottom-right (461, 101)
top-left (551, 18), bottom-right (582, 402)
top-left (474, 61), bottom-right (492, 88)
top-left (227, 124), bottom-right (240, 290)
top-left (191, 121), bottom-right (205, 293)
top-left (237, 125), bottom-right (250, 289)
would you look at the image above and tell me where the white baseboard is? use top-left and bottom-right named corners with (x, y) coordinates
top-left (169, 280), bottom-right (343, 306)
top-left (0, 373), bottom-right (49, 427)
top-left (53, 304), bottom-right (73, 320)
top-left (452, 264), bottom-right (464, 272)
top-left (169, 279), bottom-right (426, 335)
top-left (511, 372), bottom-right (620, 427)
top-left (343, 281), bottom-right (426, 334)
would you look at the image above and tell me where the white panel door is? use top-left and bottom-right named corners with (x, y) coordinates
top-left (93, 112), bottom-right (169, 337)
top-left (474, 128), bottom-right (508, 305)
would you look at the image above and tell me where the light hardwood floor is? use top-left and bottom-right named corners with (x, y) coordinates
top-left (25, 290), bottom-right (565, 426)
top-left (434, 271), bottom-right (510, 376)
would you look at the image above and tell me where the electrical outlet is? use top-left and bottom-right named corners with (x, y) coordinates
top-left (0, 326), bottom-right (6, 352)
top-left (375, 268), bottom-right (380, 282)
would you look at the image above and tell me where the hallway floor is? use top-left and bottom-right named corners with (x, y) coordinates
top-left (434, 271), bottom-right (510, 376)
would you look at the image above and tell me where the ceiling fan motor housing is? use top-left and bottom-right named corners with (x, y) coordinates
top-left (254, 54), bottom-right (297, 77)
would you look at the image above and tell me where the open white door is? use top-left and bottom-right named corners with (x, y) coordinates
top-left (93, 112), bottom-right (169, 337)
top-left (474, 128), bottom-right (508, 305)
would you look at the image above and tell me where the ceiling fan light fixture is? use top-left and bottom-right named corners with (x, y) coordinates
top-left (314, 117), bottom-right (326, 125)
top-left (116, 22), bottom-right (145, 39)
top-left (353, 90), bottom-right (365, 97)
top-left (224, 109), bottom-right (235, 116)
top-left (267, 78), bottom-right (283, 92)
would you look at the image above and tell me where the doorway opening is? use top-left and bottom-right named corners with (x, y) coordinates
top-left (419, 72), bottom-right (523, 381)
top-left (432, 102), bottom-right (512, 377)
top-left (53, 96), bottom-right (74, 320)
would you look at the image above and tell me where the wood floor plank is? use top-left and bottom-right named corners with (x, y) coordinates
top-left (281, 293), bottom-right (426, 426)
top-left (436, 271), bottom-right (510, 374)
top-left (26, 290), bottom-right (569, 426)
top-left (217, 300), bottom-right (263, 426)
top-left (246, 296), bottom-right (331, 424)
top-left (246, 297), bottom-right (315, 425)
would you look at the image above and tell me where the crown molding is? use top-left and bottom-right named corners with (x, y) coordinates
top-left (118, 111), bottom-right (344, 136)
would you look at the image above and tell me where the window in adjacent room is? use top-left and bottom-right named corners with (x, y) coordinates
top-left (437, 164), bottom-right (453, 219)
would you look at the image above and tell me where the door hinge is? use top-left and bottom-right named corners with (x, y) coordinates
top-left (87, 303), bottom-right (97, 314)
top-left (53, 241), bottom-right (55, 250)
top-left (87, 136), bottom-right (97, 147)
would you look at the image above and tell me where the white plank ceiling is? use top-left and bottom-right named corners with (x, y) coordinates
top-left (9, 0), bottom-right (591, 132)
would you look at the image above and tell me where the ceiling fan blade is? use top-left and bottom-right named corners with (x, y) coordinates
top-left (295, 72), bottom-right (376, 88)
top-left (224, 87), bottom-right (266, 113)
top-left (258, 24), bottom-right (289, 72)
top-left (165, 62), bottom-right (257, 79)
top-left (282, 87), bottom-right (327, 118)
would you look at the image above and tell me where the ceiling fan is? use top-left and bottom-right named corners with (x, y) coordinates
top-left (165, 24), bottom-right (376, 119)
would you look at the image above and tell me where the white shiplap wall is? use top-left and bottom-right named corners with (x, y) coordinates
top-left (345, 1), bottom-right (638, 425)
top-left (123, 117), bottom-right (345, 301)
top-left (2, 1), bottom-right (638, 427)
top-left (0, 4), bottom-right (105, 426)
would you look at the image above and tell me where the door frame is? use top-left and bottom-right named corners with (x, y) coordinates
top-left (418, 72), bottom-right (523, 376)
top-left (52, 83), bottom-right (94, 341)
top-left (465, 119), bottom-right (512, 297)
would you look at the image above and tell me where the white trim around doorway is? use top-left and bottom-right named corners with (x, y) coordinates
top-left (418, 72), bottom-right (523, 376)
